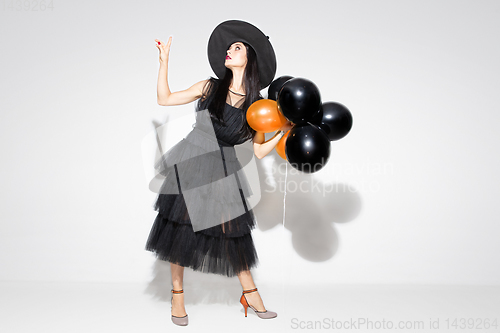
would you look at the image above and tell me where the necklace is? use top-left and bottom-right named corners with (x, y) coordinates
top-left (229, 89), bottom-right (246, 96)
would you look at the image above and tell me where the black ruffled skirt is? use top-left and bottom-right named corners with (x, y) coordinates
top-left (145, 191), bottom-right (259, 277)
top-left (145, 121), bottom-right (260, 277)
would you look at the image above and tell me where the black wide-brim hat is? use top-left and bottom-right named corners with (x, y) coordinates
top-left (207, 20), bottom-right (277, 89)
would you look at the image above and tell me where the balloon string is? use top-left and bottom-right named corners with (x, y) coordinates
top-left (282, 162), bottom-right (287, 316)
top-left (283, 162), bottom-right (287, 227)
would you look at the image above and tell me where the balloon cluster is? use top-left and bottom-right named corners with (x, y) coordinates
top-left (247, 76), bottom-right (353, 173)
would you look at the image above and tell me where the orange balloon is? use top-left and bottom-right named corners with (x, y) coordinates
top-left (275, 130), bottom-right (291, 160)
top-left (246, 99), bottom-right (287, 133)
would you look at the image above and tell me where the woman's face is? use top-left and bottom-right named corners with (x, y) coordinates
top-left (225, 42), bottom-right (247, 70)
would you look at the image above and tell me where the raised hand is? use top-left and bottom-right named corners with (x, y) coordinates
top-left (155, 36), bottom-right (172, 65)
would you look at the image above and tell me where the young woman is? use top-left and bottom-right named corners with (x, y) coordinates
top-left (146, 20), bottom-right (293, 326)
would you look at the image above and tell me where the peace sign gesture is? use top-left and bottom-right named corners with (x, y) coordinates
top-left (155, 36), bottom-right (172, 65)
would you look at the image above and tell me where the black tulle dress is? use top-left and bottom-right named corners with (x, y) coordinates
top-left (145, 88), bottom-right (259, 277)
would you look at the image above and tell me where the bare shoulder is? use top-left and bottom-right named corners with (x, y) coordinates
top-left (194, 79), bottom-right (210, 88)
top-left (198, 79), bottom-right (216, 99)
top-left (185, 79), bottom-right (207, 92)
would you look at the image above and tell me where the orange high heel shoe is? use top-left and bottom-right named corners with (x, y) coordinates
top-left (240, 287), bottom-right (277, 319)
top-left (171, 289), bottom-right (188, 326)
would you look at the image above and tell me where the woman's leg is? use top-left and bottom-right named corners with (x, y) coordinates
top-left (237, 269), bottom-right (267, 311)
top-left (171, 262), bottom-right (187, 316)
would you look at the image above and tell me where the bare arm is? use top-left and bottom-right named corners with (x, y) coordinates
top-left (158, 76), bottom-right (208, 106)
top-left (155, 36), bottom-right (208, 106)
top-left (252, 121), bottom-right (294, 159)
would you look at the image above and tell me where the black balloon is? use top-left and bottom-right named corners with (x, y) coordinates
top-left (285, 123), bottom-right (331, 173)
top-left (277, 77), bottom-right (322, 124)
top-left (320, 102), bottom-right (353, 141)
top-left (268, 75), bottom-right (293, 101)
top-left (316, 121), bottom-right (331, 136)
top-left (310, 105), bottom-right (323, 125)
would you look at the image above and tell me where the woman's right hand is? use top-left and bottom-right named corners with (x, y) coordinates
top-left (155, 36), bottom-right (172, 65)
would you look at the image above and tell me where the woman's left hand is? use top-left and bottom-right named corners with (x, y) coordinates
top-left (279, 120), bottom-right (294, 132)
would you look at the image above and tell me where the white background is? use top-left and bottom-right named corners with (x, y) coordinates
top-left (1, 0), bottom-right (499, 288)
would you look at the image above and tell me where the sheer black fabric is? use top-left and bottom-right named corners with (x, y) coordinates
top-left (145, 88), bottom-right (260, 277)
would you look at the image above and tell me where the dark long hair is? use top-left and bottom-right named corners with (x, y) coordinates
top-left (197, 42), bottom-right (261, 141)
